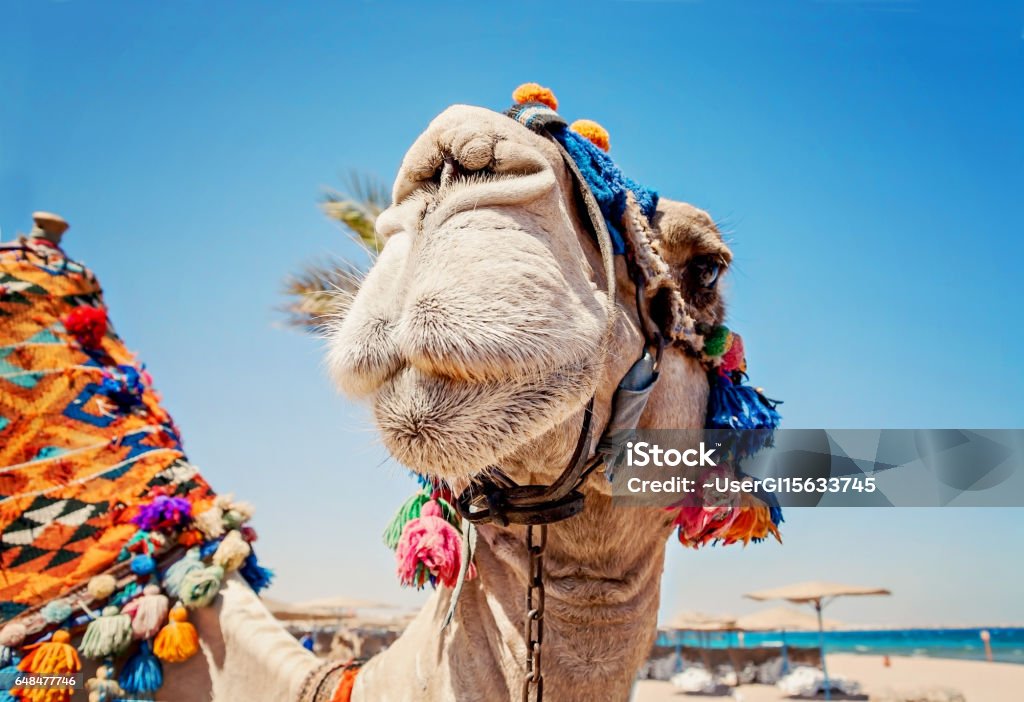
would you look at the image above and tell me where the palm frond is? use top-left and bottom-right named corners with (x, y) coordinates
top-left (280, 258), bottom-right (365, 332)
top-left (282, 173), bottom-right (388, 332)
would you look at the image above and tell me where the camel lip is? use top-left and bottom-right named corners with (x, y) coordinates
top-left (372, 359), bottom-right (598, 482)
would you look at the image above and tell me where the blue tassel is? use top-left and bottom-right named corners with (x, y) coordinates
top-left (239, 552), bottom-right (274, 594)
top-left (0, 659), bottom-right (20, 701)
top-left (199, 538), bottom-right (222, 560)
top-left (706, 373), bottom-right (781, 458)
top-left (119, 641), bottom-right (163, 694)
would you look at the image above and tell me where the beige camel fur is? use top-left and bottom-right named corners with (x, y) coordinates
top-left (324, 104), bottom-right (732, 702)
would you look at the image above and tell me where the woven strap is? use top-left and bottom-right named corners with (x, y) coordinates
top-left (298, 658), bottom-right (361, 702)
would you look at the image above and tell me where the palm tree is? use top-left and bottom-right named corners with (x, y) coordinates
top-left (282, 173), bottom-right (388, 331)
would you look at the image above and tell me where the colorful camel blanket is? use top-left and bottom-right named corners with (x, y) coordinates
top-left (0, 238), bottom-right (269, 698)
top-left (0, 240), bottom-right (214, 619)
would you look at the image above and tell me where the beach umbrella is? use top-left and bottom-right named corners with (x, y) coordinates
top-left (744, 581), bottom-right (890, 700)
top-left (736, 606), bottom-right (843, 673)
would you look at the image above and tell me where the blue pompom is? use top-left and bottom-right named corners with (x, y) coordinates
top-left (119, 642), bottom-right (163, 694)
top-left (239, 552), bottom-right (274, 594)
top-left (130, 553), bottom-right (157, 575)
top-left (40, 599), bottom-right (73, 624)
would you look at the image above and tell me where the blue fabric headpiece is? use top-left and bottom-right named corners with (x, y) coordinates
top-left (506, 102), bottom-right (658, 254)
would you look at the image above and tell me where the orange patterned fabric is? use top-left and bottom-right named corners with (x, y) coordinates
top-left (0, 240), bottom-right (214, 621)
top-left (330, 667), bottom-right (359, 702)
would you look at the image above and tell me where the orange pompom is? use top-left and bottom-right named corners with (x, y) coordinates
top-left (512, 82), bottom-right (558, 111)
top-left (570, 119), bottom-right (611, 152)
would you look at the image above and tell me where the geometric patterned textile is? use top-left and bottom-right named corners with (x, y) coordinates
top-left (0, 239), bottom-right (214, 621)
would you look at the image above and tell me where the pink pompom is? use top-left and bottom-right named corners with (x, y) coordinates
top-left (395, 500), bottom-right (475, 589)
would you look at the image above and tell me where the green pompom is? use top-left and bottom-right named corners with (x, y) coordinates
top-left (180, 565), bottom-right (224, 609)
top-left (703, 325), bottom-right (731, 358)
top-left (383, 491), bottom-right (429, 550)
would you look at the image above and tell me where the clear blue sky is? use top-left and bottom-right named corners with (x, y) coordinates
top-left (2, 1), bottom-right (1022, 627)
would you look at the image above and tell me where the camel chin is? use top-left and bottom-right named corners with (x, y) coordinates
top-left (372, 359), bottom-right (597, 482)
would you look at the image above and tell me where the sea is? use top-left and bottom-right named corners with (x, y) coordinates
top-left (655, 628), bottom-right (1024, 665)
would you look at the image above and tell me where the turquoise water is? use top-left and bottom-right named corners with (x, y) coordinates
top-left (656, 628), bottom-right (1024, 665)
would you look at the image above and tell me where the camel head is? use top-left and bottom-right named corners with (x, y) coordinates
top-left (326, 103), bottom-right (732, 486)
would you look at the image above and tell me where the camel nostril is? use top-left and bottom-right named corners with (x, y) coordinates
top-left (439, 158), bottom-right (462, 188)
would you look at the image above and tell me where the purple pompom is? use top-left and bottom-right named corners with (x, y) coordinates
top-left (132, 495), bottom-right (193, 532)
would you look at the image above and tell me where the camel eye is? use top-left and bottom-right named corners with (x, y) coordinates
top-left (691, 256), bottom-right (721, 289)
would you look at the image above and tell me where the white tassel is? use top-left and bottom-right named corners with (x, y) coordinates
top-left (122, 584), bottom-right (170, 639)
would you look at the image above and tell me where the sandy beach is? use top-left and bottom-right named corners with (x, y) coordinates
top-left (633, 654), bottom-right (1024, 702)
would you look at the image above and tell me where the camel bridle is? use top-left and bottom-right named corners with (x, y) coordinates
top-left (453, 119), bottom-right (688, 702)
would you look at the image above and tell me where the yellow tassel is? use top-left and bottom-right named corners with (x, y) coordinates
top-left (570, 119), bottom-right (611, 153)
top-left (153, 605), bottom-right (199, 663)
top-left (13, 629), bottom-right (80, 702)
top-left (512, 82), bottom-right (558, 111)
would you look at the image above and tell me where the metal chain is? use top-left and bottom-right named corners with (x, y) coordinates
top-left (522, 524), bottom-right (547, 702)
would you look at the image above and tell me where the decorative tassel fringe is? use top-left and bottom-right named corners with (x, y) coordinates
top-left (179, 565), bottom-right (224, 609)
top-left (84, 660), bottom-right (123, 702)
top-left (383, 491), bottom-right (429, 550)
top-left (212, 530), bottom-right (250, 571)
top-left (239, 552), bottom-right (274, 594)
top-left (79, 606), bottom-right (132, 659)
top-left (86, 575), bottom-right (117, 601)
top-left (0, 655), bottom-right (19, 702)
top-left (153, 606), bottom-right (199, 663)
top-left (39, 600), bottom-right (72, 625)
top-left (14, 630), bottom-right (80, 702)
top-left (395, 500), bottom-right (475, 589)
top-left (706, 372), bottom-right (781, 435)
top-left (161, 548), bottom-right (203, 599)
top-left (675, 493), bottom-right (783, 549)
top-left (130, 553), bottom-right (157, 576)
top-left (121, 584), bottom-right (169, 640)
top-left (119, 642), bottom-right (163, 694)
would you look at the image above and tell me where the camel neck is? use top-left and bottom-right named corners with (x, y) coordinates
top-left (472, 491), bottom-right (674, 700)
top-left (354, 488), bottom-right (674, 702)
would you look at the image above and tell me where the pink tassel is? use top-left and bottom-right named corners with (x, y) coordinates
top-left (395, 500), bottom-right (474, 589)
top-left (121, 584), bottom-right (170, 639)
top-left (674, 505), bottom-right (738, 547)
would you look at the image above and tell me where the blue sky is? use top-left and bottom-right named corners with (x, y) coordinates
top-left (2, 1), bottom-right (1022, 627)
